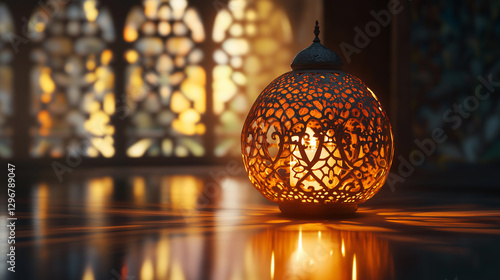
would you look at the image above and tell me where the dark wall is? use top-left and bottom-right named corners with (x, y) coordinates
top-left (323, 0), bottom-right (394, 117)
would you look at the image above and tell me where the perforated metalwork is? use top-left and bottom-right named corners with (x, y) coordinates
top-left (241, 71), bottom-right (393, 205)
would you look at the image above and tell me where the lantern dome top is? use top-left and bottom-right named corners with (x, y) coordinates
top-left (291, 21), bottom-right (344, 71)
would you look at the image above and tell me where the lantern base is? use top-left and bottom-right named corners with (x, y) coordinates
top-left (278, 202), bottom-right (358, 218)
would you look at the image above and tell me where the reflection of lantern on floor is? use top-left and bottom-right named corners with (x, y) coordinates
top-left (241, 22), bottom-right (394, 216)
top-left (246, 225), bottom-right (394, 280)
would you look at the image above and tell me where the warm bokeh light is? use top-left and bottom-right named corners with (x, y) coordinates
top-left (125, 50), bottom-right (139, 64)
top-left (30, 0), bottom-right (116, 158)
top-left (125, 0), bottom-right (206, 158)
top-left (127, 139), bottom-right (152, 157)
top-left (83, 0), bottom-right (99, 22)
top-left (124, 25), bottom-right (139, 42)
top-left (212, 0), bottom-right (293, 157)
top-left (37, 110), bottom-right (52, 137)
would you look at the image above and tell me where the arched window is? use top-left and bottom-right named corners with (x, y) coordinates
top-left (0, 3), bottom-right (14, 158)
top-left (123, 0), bottom-right (206, 158)
top-left (29, 0), bottom-right (116, 158)
top-left (212, 0), bottom-right (292, 157)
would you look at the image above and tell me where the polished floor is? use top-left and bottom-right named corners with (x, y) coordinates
top-left (2, 167), bottom-right (500, 280)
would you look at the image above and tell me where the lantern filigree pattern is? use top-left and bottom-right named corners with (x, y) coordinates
top-left (242, 71), bottom-right (393, 208)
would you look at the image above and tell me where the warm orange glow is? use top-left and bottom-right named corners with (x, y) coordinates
top-left (271, 251), bottom-right (275, 279)
top-left (127, 139), bottom-right (152, 157)
top-left (170, 261), bottom-right (186, 280)
top-left (169, 176), bottom-right (203, 210)
top-left (352, 254), bottom-right (357, 280)
top-left (171, 0), bottom-right (188, 19)
top-left (83, 0), bottom-right (99, 22)
top-left (41, 92), bottom-right (51, 103)
top-left (184, 8), bottom-right (205, 43)
top-left (81, 265), bottom-right (95, 280)
top-left (124, 25), bottom-right (138, 42)
top-left (156, 235), bottom-right (170, 278)
top-left (90, 136), bottom-right (115, 158)
top-left (133, 177), bottom-right (146, 204)
top-left (86, 55), bottom-right (96, 71)
top-left (35, 22), bottom-right (45, 32)
top-left (241, 71), bottom-right (394, 210)
top-left (37, 110), bottom-right (52, 136)
top-left (125, 50), bottom-right (139, 63)
top-left (37, 184), bottom-right (49, 220)
top-left (172, 109), bottom-right (201, 135)
top-left (39, 68), bottom-right (55, 93)
top-left (101, 49), bottom-right (113, 66)
top-left (87, 177), bottom-right (113, 208)
top-left (140, 258), bottom-right (154, 280)
top-left (144, 0), bottom-right (159, 19)
top-left (341, 238), bottom-right (345, 257)
top-left (247, 225), bottom-right (394, 280)
top-left (158, 21), bottom-right (171, 36)
top-left (103, 93), bottom-right (115, 115)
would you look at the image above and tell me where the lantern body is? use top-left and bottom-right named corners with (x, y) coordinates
top-left (241, 70), bottom-right (393, 215)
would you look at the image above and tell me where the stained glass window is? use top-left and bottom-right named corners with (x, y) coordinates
top-left (0, 3), bottom-right (14, 158)
top-left (212, 0), bottom-right (293, 157)
top-left (29, 0), bottom-right (116, 158)
top-left (124, 0), bottom-right (206, 158)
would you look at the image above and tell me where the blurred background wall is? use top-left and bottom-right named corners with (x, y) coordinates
top-left (1, 0), bottom-right (499, 189)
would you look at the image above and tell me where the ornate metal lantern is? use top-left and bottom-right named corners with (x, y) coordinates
top-left (241, 22), bottom-right (394, 216)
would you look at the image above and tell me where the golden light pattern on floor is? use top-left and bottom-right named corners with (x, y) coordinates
top-left (0, 3), bottom-right (14, 158)
top-left (124, 0), bottom-right (206, 158)
top-left (9, 171), bottom-right (500, 280)
top-left (212, 0), bottom-right (293, 157)
top-left (29, 0), bottom-right (116, 158)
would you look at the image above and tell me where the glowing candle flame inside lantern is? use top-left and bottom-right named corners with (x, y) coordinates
top-left (290, 126), bottom-right (338, 192)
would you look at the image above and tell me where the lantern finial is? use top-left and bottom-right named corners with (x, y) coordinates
top-left (291, 21), bottom-right (343, 71)
top-left (314, 20), bottom-right (320, 43)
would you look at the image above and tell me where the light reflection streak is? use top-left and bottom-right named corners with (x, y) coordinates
top-left (156, 234), bottom-right (170, 278)
top-left (248, 224), bottom-right (394, 280)
top-left (271, 251), bottom-right (275, 280)
top-left (169, 175), bottom-right (203, 211)
top-left (352, 254), bottom-right (357, 280)
top-left (33, 183), bottom-right (49, 239)
top-left (133, 176), bottom-right (146, 205)
top-left (341, 238), bottom-right (345, 257)
top-left (81, 265), bottom-right (95, 280)
top-left (140, 257), bottom-right (154, 280)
